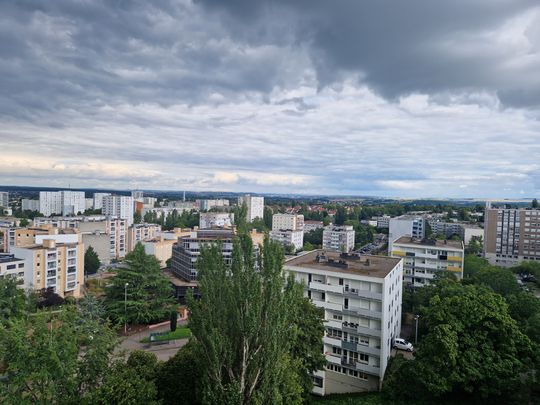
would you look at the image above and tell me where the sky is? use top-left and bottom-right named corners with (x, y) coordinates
top-left (1, 0), bottom-right (540, 198)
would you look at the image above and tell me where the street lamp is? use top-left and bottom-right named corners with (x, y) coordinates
top-left (414, 314), bottom-right (420, 344)
top-left (124, 283), bottom-right (129, 335)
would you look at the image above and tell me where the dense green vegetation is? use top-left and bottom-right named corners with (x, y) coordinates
top-left (143, 209), bottom-right (199, 230)
top-left (84, 246), bottom-right (100, 275)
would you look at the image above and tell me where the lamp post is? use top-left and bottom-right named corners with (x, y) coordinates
top-left (414, 314), bottom-right (420, 344)
top-left (124, 283), bottom-right (129, 335)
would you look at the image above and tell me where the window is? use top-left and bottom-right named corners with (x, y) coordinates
top-left (359, 353), bottom-right (369, 363)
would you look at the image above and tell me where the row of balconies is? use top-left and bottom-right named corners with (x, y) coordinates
top-left (325, 354), bottom-right (381, 376)
top-left (309, 282), bottom-right (383, 301)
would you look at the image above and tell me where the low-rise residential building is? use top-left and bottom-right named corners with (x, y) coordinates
top-left (391, 237), bottom-right (464, 287)
top-left (272, 213), bottom-right (304, 231)
top-left (388, 215), bottom-right (425, 253)
top-left (323, 226), bottom-right (355, 253)
top-left (285, 251), bottom-right (403, 395)
top-left (171, 229), bottom-right (235, 281)
top-left (199, 212), bottom-right (234, 229)
top-left (374, 216), bottom-right (390, 229)
top-left (0, 254), bottom-right (26, 283)
top-left (11, 230), bottom-right (84, 298)
top-left (269, 229), bottom-right (304, 251)
top-left (304, 220), bottom-right (324, 233)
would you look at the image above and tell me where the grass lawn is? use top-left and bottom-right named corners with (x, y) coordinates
top-left (140, 327), bottom-right (192, 343)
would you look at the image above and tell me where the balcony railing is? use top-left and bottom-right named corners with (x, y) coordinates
top-left (343, 287), bottom-right (383, 301)
top-left (356, 362), bottom-right (381, 376)
top-left (342, 306), bottom-right (382, 319)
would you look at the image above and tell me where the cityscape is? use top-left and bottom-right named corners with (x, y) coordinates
top-left (1, 1), bottom-right (540, 405)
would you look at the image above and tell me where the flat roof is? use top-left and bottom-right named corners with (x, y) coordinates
top-left (163, 270), bottom-right (198, 287)
top-left (394, 236), bottom-right (463, 249)
top-left (0, 255), bottom-right (23, 263)
top-left (285, 250), bottom-right (401, 278)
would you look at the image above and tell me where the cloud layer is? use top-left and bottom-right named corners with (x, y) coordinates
top-left (1, 0), bottom-right (540, 197)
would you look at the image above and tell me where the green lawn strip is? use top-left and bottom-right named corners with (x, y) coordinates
top-left (140, 327), bottom-right (192, 343)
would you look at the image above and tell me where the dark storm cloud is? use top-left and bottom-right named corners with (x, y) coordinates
top-left (198, 0), bottom-right (540, 107)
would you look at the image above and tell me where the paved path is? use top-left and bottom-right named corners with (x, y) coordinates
top-left (117, 321), bottom-right (190, 361)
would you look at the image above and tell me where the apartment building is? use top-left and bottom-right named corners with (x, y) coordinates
top-left (0, 254), bottom-right (26, 283)
top-left (391, 237), bottom-right (464, 286)
top-left (142, 236), bottom-right (177, 268)
top-left (3, 226), bottom-right (51, 252)
top-left (484, 205), bottom-right (540, 266)
top-left (93, 193), bottom-right (111, 210)
top-left (11, 230), bottom-right (84, 298)
top-left (285, 251), bottom-right (403, 395)
top-left (305, 220), bottom-right (324, 233)
top-left (269, 229), bottom-right (304, 251)
top-left (199, 212), bottom-right (234, 229)
top-left (238, 194), bottom-right (264, 222)
top-left (198, 199), bottom-right (230, 211)
top-left (374, 216), bottom-right (390, 229)
top-left (102, 195), bottom-right (134, 225)
top-left (21, 198), bottom-right (40, 212)
top-left (39, 191), bottom-right (86, 217)
top-left (171, 229), bottom-right (234, 281)
top-left (272, 213), bottom-right (304, 231)
top-left (131, 190), bottom-right (144, 201)
top-left (323, 226), bottom-right (355, 253)
top-left (388, 215), bottom-right (425, 253)
top-left (127, 223), bottom-right (161, 251)
top-left (0, 192), bottom-right (9, 208)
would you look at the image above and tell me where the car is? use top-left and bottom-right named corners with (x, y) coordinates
top-left (393, 338), bottom-right (414, 352)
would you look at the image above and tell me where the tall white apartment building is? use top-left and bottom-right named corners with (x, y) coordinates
top-left (39, 191), bottom-right (85, 217)
top-left (0, 192), bottom-right (9, 208)
top-left (285, 251), bottom-right (403, 395)
top-left (102, 195), bottom-right (134, 225)
top-left (269, 229), bottom-right (304, 251)
top-left (199, 212), bottom-right (234, 229)
top-left (391, 236), bottom-right (464, 287)
top-left (21, 199), bottom-right (40, 212)
top-left (272, 213), bottom-right (304, 231)
top-left (388, 215), bottom-right (425, 253)
top-left (93, 193), bottom-right (111, 210)
top-left (323, 226), bottom-right (355, 253)
top-left (107, 218), bottom-right (128, 259)
top-left (238, 194), bottom-right (264, 222)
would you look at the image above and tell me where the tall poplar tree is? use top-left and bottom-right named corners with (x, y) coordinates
top-left (188, 234), bottom-right (322, 404)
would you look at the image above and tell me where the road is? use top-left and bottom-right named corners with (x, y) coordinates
top-left (117, 322), bottom-right (189, 361)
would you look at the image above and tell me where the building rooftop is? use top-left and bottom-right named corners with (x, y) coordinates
top-left (163, 270), bottom-right (198, 287)
top-left (394, 236), bottom-right (463, 249)
top-left (285, 250), bottom-right (401, 278)
top-left (0, 254), bottom-right (23, 263)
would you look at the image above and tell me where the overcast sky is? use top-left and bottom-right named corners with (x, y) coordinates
top-left (1, 0), bottom-right (540, 198)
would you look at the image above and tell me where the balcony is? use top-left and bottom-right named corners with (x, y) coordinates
top-left (343, 287), bottom-right (383, 301)
top-left (325, 320), bottom-right (342, 329)
top-left (391, 250), bottom-right (406, 257)
top-left (312, 300), bottom-right (342, 312)
top-left (309, 281), bottom-right (343, 294)
top-left (341, 357), bottom-right (356, 367)
top-left (357, 345), bottom-right (382, 357)
top-left (323, 336), bottom-right (342, 347)
top-left (342, 324), bottom-right (382, 338)
top-left (356, 362), bottom-right (381, 376)
top-left (447, 255), bottom-right (462, 262)
top-left (447, 266), bottom-right (462, 273)
top-left (342, 341), bottom-right (357, 351)
top-left (325, 354), bottom-right (341, 365)
top-left (342, 306), bottom-right (382, 319)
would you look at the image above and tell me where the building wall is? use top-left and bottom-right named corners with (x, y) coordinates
top-left (272, 214), bottom-right (304, 231)
top-left (269, 229), bottom-right (304, 250)
top-left (0, 192), bottom-right (8, 208)
top-left (93, 193), bottom-right (111, 210)
top-left (103, 195), bottom-right (134, 226)
top-left (199, 212), bottom-right (234, 229)
top-left (82, 233), bottom-right (111, 265)
top-left (238, 195), bottom-right (264, 222)
top-left (22, 199), bottom-right (40, 211)
top-left (388, 217), bottom-right (425, 252)
top-left (323, 226), bottom-right (355, 252)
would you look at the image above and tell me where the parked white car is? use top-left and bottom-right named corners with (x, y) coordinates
top-left (393, 338), bottom-right (414, 352)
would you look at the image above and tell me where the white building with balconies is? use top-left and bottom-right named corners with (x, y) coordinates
top-left (285, 250), bottom-right (403, 395)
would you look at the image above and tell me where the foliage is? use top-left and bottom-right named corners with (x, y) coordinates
top-left (386, 282), bottom-right (536, 402)
top-left (144, 209), bottom-right (199, 231)
top-left (472, 265), bottom-right (520, 296)
top-left (233, 202), bottom-right (248, 232)
top-left (141, 327), bottom-right (192, 343)
top-left (304, 228), bottom-right (323, 247)
top-left (84, 246), bottom-right (101, 275)
top-left (170, 310), bottom-right (177, 331)
top-left (533, 198), bottom-right (539, 208)
top-left (37, 287), bottom-right (65, 308)
top-left (19, 217), bottom-right (30, 227)
top-left (263, 206), bottom-right (273, 229)
top-left (156, 340), bottom-right (203, 405)
top-left (303, 241), bottom-right (315, 251)
top-left (0, 305), bottom-right (117, 404)
top-left (105, 243), bottom-right (176, 325)
top-left (126, 350), bottom-right (159, 381)
top-left (188, 234), bottom-right (320, 404)
top-left (463, 254), bottom-right (489, 279)
top-left (344, 220), bottom-right (375, 247)
top-left (78, 294), bottom-right (106, 321)
top-left (334, 206), bottom-right (346, 225)
top-left (133, 211), bottom-right (142, 224)
top-left (0, 277), bottom-right (27, 324)
top-left (465, 236), bottom-right (483, 255)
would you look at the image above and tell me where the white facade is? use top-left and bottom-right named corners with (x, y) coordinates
top-left (285, 251), bottom-right (403, 395)
top-left (198, 199), bottom-right (230, 211)
top-left (463, 226), bottom-right (484, 245)
top-left (22, 199), bottom-right (40, 212)
top-left (93, 193), bottom-right (111, 210)
top-left (388, 216), bottom-right (425, 253)
top-left (374, 215), bottom-right (390, 229)
top-left (39, 191), bottom-right (85, 217)
top-left (102, 195), bottom-right (134, 225)
top-left (238, 195), bottom-right (264, 222)
top-left (0, 254), bottom-right (26, 284)
top-left (305, 221), bottom-right (324, 233)
top-left (199, 212), bottom-right (234, 229)
top-left (391, 237), bottom-right (464, 287)
top-left (269, 229), bottom-right (304, 251)
top-left (131, 190), bottom-right (144, 201)
top-left (323, 226), bottom-right (355, 253)
top-left (85, 198), bottom-right (93, 210)
top-left (0, 192), bottom-right (9, 208)
top-left (272, 213), bottom-right (304, 231)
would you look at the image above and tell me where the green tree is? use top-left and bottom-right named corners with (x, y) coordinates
top-left (105, 243), bottom-right (175, 325)
top-left (263, 206), bottom-right (273, 229)
top-left (472, 266), bottom-right (520, 297)
top-left (386, 284), bottom-right (535, 402)
top-left (156, 340), bottom-right (203, 405)
top-left (304, 228), bottom-right (323, 247)
top-left (465, 236), bottom-right (483, 255)
top-left (0, 277), bottom-right (27, 325)
top-left (187, 235), bottom-right (313, 404)
top-left (19, 218), bottom-right (29, 227)
top-left (84, 246), bottom-right (101, 275)
top-left (133, 211), bottom-right (142, 224)
top-left (0, 306), bottom-right (117, 403)
top-left (334, 206), bottom-right (346, 225)
top-left (463, 254), bottom-right (489, 279)
top-left (532, 198), bottom-right (538, 208)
